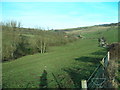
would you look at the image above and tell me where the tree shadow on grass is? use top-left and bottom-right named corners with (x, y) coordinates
top-left (39, 70), bottom-right (48, 88)
top-left (75, 56), bottom-right (102, 64)
top-left (63, 66), bottom-right (94, 88)
top-left (91, 49), bottom-right (107, 56)
top-left (64, 50), bottom-right (107, 88)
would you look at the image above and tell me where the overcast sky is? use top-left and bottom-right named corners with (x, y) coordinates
top-left (2, 2), bottom-right (118, 29)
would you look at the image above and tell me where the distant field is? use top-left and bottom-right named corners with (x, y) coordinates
top-left (81, 26), bottom-right (118, 43)
top-left (2, 25), bottom-right (118, 88)
top-left (65, 26), bottom-right (118, 43)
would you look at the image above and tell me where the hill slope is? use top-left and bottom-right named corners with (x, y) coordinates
top-left (2, 25), bottom-right (118, 88)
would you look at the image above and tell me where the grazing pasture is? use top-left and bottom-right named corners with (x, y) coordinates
top-left (2, 25), bottom-right (118, 88)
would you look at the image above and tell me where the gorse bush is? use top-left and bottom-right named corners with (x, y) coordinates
top-left (2, 21), bottom-right (76, 62)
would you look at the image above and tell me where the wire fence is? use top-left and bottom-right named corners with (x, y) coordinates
top-left (82, 52), bottom-right (110, 89)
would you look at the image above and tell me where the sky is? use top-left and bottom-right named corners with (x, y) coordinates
top-left (1, 2), bottom-right (118, 29)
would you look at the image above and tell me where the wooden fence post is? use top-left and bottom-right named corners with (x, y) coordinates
top-left (81, 80), bottom-right (87, 89)
top-left (100, 58), bottom-right (104, 66)
top-left (108, 52), bottom-right (110, 61)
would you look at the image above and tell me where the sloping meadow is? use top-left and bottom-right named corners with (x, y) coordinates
top-left (2, 23), bottom-right (76, 62)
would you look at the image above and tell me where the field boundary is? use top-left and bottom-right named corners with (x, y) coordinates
top-left (81, 52), bottom-right (110, 88)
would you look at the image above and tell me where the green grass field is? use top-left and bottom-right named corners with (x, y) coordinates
top-left (2, 26), bottom-right (118, 88)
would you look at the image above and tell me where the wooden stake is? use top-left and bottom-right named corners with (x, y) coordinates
top-left (81, 80), bottom-right (87, 89)
top-left (108, 52), bottom-right (110, 61)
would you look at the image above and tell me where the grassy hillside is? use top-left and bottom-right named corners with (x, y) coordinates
top-left (82, 26), bottom-right (118, 43)
top-left (2, 24), bottom-right (118, 88)
top-left (64, 26), bottom-right (118, 43)
top-left (3, 39), bottom-right (106, 88)
top-left (2, 22), bottom-right (76, 61)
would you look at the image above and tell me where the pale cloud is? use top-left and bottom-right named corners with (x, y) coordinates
top-left (3, 13), bottom-right (117, 29)
top-left (69, 11), bottom-right (80, 15)
top-left (2, 2), bottom-right (117, 29)
top-left (2, 8), bottom-right (117, 29)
